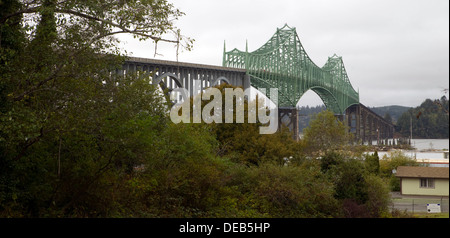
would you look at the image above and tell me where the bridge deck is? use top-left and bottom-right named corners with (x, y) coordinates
top-left (123, 56), bottom-right (250, 97)
top-left (126, 57), bottom-right (247, 73)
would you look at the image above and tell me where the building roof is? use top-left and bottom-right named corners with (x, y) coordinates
top-left (395, 166), bottom-right (449, 179)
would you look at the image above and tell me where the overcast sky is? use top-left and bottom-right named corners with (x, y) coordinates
top-left (119, 0), bottom-right (449, 108)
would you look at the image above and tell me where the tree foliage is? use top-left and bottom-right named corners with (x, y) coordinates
top-left (183, 83), bottom-right (299, 166)
top-left (379, 150), bottom-right (419, 192)
top-left (396, 97), bottom-right (449, 139)
top-left (0, 0), bottom-right (189, 217)
top-left (302, 110), bottom-right (352, 155)
top-left (319, 151), bottom-right (390, 218)
top-left (364, 151), bottom-right (380, 175)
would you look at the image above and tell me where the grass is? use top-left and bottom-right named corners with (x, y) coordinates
top-left (412, 212), bottom-right (449, 218)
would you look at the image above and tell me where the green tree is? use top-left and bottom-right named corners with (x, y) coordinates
top-left (318, 152), bottom-right (390, 217)
top-left (383, 113), bottom-right (393, 124)
top-left (364, 151), bottom-right (380, 175)
top-left (302, 110), bottom-right (352, 155)
top-left (224, 162), bottom-right (340, 218)
top-left (1, 73), bottom-right (170, 217)
top-left (379, 150), bottom-right (419, 191)
top-left (129, 123), bottom-right (225, 218)
top-left (396, 97), bottom-right (449, 139)
top-left (1, 0), bottom-right (191, 162)
top-left (364, 174), bottom-right (390, 217)
top-left (328, 157), bottom-right (368, 204)
top-left (0, 0), bottom-right (191, 217)
top-left (182, 83), bottom-right (299, 166)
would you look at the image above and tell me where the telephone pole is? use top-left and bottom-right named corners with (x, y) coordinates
top-left (410, 116), bottom-right (413, 145)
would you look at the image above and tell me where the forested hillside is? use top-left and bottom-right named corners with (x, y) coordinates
top-left (396, 96), bottom-right (449, 139)
top-left (369, 105), bottom-right (411, 124)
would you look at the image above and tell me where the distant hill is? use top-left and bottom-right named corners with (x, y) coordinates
top-left (369, 105), bottom-right (412, 124)
top-left (396, 97), bottom-right (449, 139)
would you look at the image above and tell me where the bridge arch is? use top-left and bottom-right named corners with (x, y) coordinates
top-left (211, 76), bottom-right (231, 86)
top-left (300, 87), bottom-right (361, 114)
top-left (151, 72), bottom-right (185, 105)
top-left (309, 86), bottom-right (342, 114)
top-left (153, 72), bottom-right (183, 88)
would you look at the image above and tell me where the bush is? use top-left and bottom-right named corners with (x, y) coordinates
top-left (319, 152), bottom-right (391, 217)
top-left (227, 163), bottom-right (340, 218)
top-left (364, 174), bottom-right (391, 217)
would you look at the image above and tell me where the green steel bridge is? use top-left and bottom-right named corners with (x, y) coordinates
top-left (123, 24), bottom-right (394, 142)
top-left (223, 24), bottom-right (359, 114)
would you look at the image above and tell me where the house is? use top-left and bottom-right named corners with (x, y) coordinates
top-left (395, 166), bottom-right (449, 197)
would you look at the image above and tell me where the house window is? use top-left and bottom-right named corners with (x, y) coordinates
top-left (420, 178), bottom-right (435, 188)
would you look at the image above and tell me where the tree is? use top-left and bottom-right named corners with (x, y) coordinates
top-left (364, 174), bottom-right (390, 217)
top-left (0, 0), bottom-right (192, 217)
top-left (2, 0), bottom-right (193, 102)
top-left (0, 0), bottom-right (192, 47)
top-left (179, 83), bottom-right (299, 166)
top-left (396, 97), bottom-right (449, 139)
top-left (379, 150), bottom-right (419, 192)
top-left (224, 162), bottom-right (340, 218)
top-left (383, 113), bottom-right (392, 124)
top-left (317, 151), bottom-right (391, 217)
top-left (364, 151), bottom-right (380, 175)
top-left (1, 0), bottom-right (192, 160)
top-left (302, 110), bottom-right (352, 155)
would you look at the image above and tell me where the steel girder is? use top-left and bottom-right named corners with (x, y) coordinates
top-left (223, 24), bottom-right (360, 114)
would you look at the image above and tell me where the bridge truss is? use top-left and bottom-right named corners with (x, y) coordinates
top-left (223, 24), bottom-right (360, 114)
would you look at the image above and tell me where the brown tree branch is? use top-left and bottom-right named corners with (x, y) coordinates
top-left (54, 8), bottom-right (179, 44)
top-left (1, 6), bottom-right (180, 44)
top-left (13, 127), bottom-right (44, 161)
